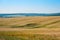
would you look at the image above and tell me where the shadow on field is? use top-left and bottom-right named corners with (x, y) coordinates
top-left (11, 23), bottom-right (41, 28)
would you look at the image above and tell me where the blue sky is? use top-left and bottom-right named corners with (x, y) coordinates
top-left (0, 0), bottom-right (60, 13)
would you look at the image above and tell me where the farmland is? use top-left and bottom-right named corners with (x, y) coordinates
top-left (0, 28), bottom-right (60, 40)
top-left (0, 16), bottom-right (60, 40)
top-left (0, 16), bottom-right (60, 28)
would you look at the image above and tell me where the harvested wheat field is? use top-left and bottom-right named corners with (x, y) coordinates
top-left (0, 16), bottom-right (60, 28)
top-left (0, 16), bottom-right (60, 40)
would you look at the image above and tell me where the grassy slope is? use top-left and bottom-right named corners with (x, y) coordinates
top-left (0, 30), bottom-right (60, 40)
top-left (0, 16), bottom-right (60, 28)
top-left (0, 16), bottom-right (60, 40)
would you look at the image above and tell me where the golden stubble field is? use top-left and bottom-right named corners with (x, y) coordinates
top-left (0, 16), bottom-right (60, 28)
top-left (0, 16), bottom-right (60, 40)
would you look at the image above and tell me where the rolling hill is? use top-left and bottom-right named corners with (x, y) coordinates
top-left (0, 13), bottom-right (60, 18)
top-left (0, 16), bottom-right (60, 28)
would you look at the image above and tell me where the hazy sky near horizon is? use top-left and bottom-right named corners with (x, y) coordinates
top-left (0, 0), bottom-right (60, 13)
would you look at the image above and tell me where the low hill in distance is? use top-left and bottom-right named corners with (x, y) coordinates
top-left (0, 13), bottom-right (60, 18)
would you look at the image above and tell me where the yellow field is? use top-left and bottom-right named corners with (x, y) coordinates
top-left (0, 28), bottom-right (60, 40)
top-left (0, 16), bottom-right (60, 28)
top-left (0, 16), bottom-right (60, 40)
